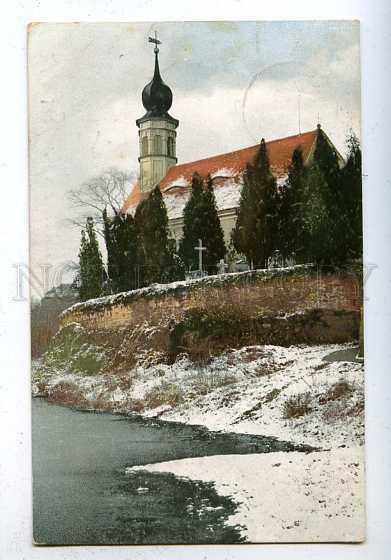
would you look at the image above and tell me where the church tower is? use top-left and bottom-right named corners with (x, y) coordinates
top-left (136, 34), bottom-right (179, 193)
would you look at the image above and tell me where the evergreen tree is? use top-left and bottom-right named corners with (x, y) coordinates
top-left (103, 209), bottom-right (138, 293)
top-left (135, 186), bottom-right (175, 286)
top-left (232, 138), bottom-right (278, 268)
top-left (311, 126), bottom-right (350, 263)
top-left (339, 132), bottom-right (362, 259)
top-left (277, 128), bottom-right (361, 267)
top-left (118, 213), bottom-right (138, 290)
top-left (78, 217), bottom-right (105, 301)
top-left (301, 162), bottom-right (336, 264)
top-left (201, 175), bottom-right (227, 273)
top-left (313, 125), bottom-right (342, 204)
top-left (179, 173), bottom-right (226, 274)
top-left (303, 126), bottom-right (362, 265)
top-left (278, 147), bottom-right (306, 262)
top-left (179, 173), bottom-right (205, 270)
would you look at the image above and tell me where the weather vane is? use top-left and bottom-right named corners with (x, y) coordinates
top-left (148, 30), bottom-right (161, 54)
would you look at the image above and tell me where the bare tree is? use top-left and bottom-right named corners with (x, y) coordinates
top-left (66, 168), bottom-right (137, 235)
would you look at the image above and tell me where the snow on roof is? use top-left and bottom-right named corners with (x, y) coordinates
top-left (210, 167), bottom-right (235, 179)
top-left (213, 178), bottom-right (243, 211)
top-left (122, 129), bottom-right (319, 216)
top-left (163, 175), bottom-right (188, 191)
top-left (164, 177), bottom-right (245, 219)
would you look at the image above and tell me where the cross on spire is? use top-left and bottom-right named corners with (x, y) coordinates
top-left (148, 30), bottom-right (161, 54)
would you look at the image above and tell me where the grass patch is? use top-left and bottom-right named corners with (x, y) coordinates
top-left (283, 392), bottom-right (312, 419)
top-left (144, 382), bottom-right (184, 408)
top-left (318, 379), bottom-right (353, 404)
top-left (190, 371), bottom-right (237, 396)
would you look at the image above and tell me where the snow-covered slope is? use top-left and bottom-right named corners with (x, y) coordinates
top-left (33, 342), bottom-right (364, 449)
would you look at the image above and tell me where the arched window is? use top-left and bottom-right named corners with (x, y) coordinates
top-left (142, 136), bottom-right (148, 156)
top-left (153, 135), bottom-right (162, 154)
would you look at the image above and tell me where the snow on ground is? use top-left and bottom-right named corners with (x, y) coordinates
top-left (159, 344), bottom-right (364, 449)
top-left (126, 446), bottom-right (365, 543)
top-left (34, 342), bottom-right (364, 450)
top-left (33, 341), bottom-right (365, 542)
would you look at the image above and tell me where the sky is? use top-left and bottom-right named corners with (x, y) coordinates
top-left (28, 20), bottom-right (361, 288)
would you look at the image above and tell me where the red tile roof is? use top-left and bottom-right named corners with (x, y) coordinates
top-left (123, 129), bottom-right (318, 213)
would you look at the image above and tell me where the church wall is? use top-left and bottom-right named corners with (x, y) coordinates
top-left (219, 211), bottom-right (237, 245)
top-left (168, 220), bottom-right (184, 248)
top-left (168, 209), bottom-right (237, 247)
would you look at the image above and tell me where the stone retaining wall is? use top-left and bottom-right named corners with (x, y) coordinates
top-left (61, 266), bottom-right (361, 334)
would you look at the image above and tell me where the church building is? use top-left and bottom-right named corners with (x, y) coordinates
top-left (123, 37), bottom-right (344, 246)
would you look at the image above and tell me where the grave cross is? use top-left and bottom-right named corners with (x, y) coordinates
top-left (194, 238), bottom-right (206, 274)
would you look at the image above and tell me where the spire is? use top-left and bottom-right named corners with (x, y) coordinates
top-left (150, 31), bottom-right (162, 80)
top-left (137, 31), bottom-right (177, 125)
top-left (153, 48), bottom-right (162, 81)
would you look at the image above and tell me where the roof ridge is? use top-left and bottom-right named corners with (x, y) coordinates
top-left (172, 129), bottom-right (317, 171)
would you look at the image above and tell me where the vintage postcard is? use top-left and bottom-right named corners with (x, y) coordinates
top-left (29, 21), bottom-right (364, 544)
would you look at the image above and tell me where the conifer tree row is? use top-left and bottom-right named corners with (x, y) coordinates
top-left (232, 129), bottom-right (362, 268)
top-left (297, 129), bottom-right (362, 265)
top-left (77, 129), bottom-right (362, 300)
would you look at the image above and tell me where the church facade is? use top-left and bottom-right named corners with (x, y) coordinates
top-left (123, 39), bottom-right (344, 247)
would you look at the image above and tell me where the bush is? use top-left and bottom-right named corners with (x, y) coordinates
top-left (264, 387), bottom-right (282, 403)
top-left (144, 382), bottom-right (184, 408)
top-left (283, 392), bottom-right (312, 418)
top-left (47, 381), bottom-right (87, 407)
top-left (45, 323), bottom-right (110, 375)
top-left (71, 343), bottom-right (108, 375)
top-left (318, 379), bottom-right (353, 404)
top-left (190, 371), bottom-right (237, 396)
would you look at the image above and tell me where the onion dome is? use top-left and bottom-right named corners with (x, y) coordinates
top-left (137, 43), bottom-right (178, 127)
top-left (141, 50), bottom-right (173, 114)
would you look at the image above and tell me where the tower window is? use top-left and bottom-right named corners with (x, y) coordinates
top-left (142, 136), bottom-right (148, 156)
top-left (153, 135), bottom-right (162, 154)
top-left (167, 136), bottom-right (175, 157)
